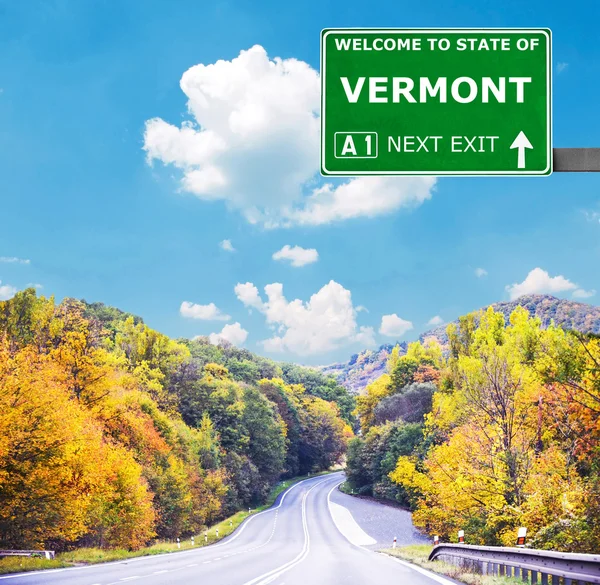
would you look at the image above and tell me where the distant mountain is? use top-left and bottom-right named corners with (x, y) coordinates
top-left (320, 295), bottom-right (600, 394)
top-left (319, 343), bottom-right (406, 395)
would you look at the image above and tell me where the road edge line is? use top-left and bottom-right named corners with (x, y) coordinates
top-left (379, 553), bottom-right (460, 585)
top-left (326, 481), bottom-right (456, 585)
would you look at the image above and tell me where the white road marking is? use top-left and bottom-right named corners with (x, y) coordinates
top-left (203, 561), bottom-right (212, 564)
top-left (240, 477), bottom-right (330, 585)
top-left (120, 578), bottom-right (140, 582)
top-left (327, 500), bottom-right (377, 546)
top-left (153, 570), bottom-right (168, 574)
top-left (326, 480), bottom-right (457, 585)
top-left (382, 554), bottom-right (458, 585)
top-left (187, 563), bottom-right (198, 567)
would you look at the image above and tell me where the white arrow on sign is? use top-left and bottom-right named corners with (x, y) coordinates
top-left (510, 131), bottom-right (533, 169)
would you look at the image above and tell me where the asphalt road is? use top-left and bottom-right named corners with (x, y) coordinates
top-left (2, 473), bottom-right (447, 585)
top-left (329, 483), bottom-right (430, 549)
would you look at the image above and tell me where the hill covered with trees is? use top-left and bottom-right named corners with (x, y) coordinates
top-left (0, 289), bottom-right (353, 552)
top-left (321, 294), bottom-right (600, 394)
top-left (345, 304), bottom-right (600, 553)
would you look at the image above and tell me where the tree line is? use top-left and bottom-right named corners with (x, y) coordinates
top-left (345, 306), bottom-right (600, 553)
top-left (0, 290), bottom-right (352, 551)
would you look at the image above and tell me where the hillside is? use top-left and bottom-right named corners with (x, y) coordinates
top-left (321, 294), bottom-right (600, 394)
top-left (0, 289), bottom-right (353, 552)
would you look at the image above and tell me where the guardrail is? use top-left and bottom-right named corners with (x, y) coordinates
top-left (0, 550), bottom-right (55, 560)
top-left (429, 544), bottom-right (600, 585)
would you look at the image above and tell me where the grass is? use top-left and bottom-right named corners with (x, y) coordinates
top-left (382, 545), bottom-right (523, 585)
top-left (0, 469), bottom-right (337, 575)
top-left (0, 556), bottom-right (69, 575)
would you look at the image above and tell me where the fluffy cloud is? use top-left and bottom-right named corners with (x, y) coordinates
top-left (506, 267), bottom-right (582, 300)
top-left (475, 267), bottom-right (488, 278)
top-left (234, 282), bottom-right (264, 310)
top-left (180, 301), bottom-right (230, 321)
top-left (235, 279), bottom-right (375, 355)
top-left (0, 281), bottom-right (17, 300)
top-left (285, 176), bottom-right (435, 227)
top-left (220, 239), bottom-right (235, 252)
top-left (143, 45), bottom-right (435, 227)
top-left (572, 288), bottom-right (596, 299)
top-left (272, 245), bottom-right (318, 267)
top-left (379, 314), bottom-right (414, 338)
top-left (208, 322), bottom-right (248, 346)
top-left (427, 315), bottom-right (444, 326)
top-left (0, 256), bottom-right (30, 264)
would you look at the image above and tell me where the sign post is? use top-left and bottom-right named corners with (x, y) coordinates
top-left (321, 28), bottom-right (552, 176)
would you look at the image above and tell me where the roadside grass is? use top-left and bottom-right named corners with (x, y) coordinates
top-left (0, 556), bottom-right (69, 575)
top-left (382, 545), bottom-right (523, 585)
top-left (0, 469), bottom-right (337, 575)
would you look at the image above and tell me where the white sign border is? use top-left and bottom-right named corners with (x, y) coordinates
top-left (320, 27), bottom-right (552, 177)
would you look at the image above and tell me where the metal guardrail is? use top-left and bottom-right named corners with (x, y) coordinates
top-left (0, 550), bottom-right (55, 560)
top-left (429, 544), bottom-right (600, 585)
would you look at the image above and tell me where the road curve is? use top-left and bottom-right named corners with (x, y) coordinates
top-left (2, 473), bottom-right (445, 585)
top-left (329, 481), bottom-right (430, 549)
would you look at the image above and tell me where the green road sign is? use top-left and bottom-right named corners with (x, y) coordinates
top-left (321, 28), bottom-right (552, 176)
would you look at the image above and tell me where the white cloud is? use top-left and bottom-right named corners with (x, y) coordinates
top-left (583, 210), bottom-right (600, 224)
top-left (427, 315), bottom-right (444, 326)
top-left (180, 301), bottom-right (231, 321)
top-left (143, 45), bottom-right (435, 227)
top-left (284, 176), bottom-right (435, 227)
top-left (475, 267), bottom-right (488, 278)
top-left (234, 282), bottom-right (264, 310)
top-left (208, 322), bottom-right (248, 346)
top-left (26, 283), bottom-right (43, 289)
top-left (506, 267), bottom-right (579, 300)
top-left (557, 62), bottom-right (568, 73)
top-left (0, 257), bottom-right (30, 264)
top-left (379, 314), bottom-right (414, 338)
top-left (220, 239), bottom-right (235, 252)
top-left (272, 245), bottom-right (318, 267)
top-left (356, 305), bottom-right (368, 313)
top-left (0, 282), bottom-right (17, 301)
top-left (573, 288), bottom-right (596, 299)
top-left (235, 279), bottom-right (375, 355)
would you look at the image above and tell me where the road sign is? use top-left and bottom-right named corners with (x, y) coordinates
top-left (321, 28), bottom-right (552, 176)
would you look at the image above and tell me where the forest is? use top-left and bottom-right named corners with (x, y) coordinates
top-left (346, 305), bottom-right (600, 553)
top-left (0, 289), bottom-right (352, 551)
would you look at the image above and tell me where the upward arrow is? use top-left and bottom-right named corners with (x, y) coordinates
top-left (510, 131), bottom-right (533, 169)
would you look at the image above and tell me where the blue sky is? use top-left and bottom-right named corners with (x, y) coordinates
top-left (1, 0), bottom-right (599, 364)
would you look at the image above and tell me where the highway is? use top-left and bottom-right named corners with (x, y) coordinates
top-left (2, 473), bottom-right (449, 585)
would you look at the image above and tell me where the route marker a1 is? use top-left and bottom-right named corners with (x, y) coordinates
top-left (320, 28), bottom-right (552, 176)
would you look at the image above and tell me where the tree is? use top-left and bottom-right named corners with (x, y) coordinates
top-left (374, 383), bottom-right (435, 425)
top-left (241, 387), bottom-right (286, 498)
top-left (390, 307), bottom-right (600, 551)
